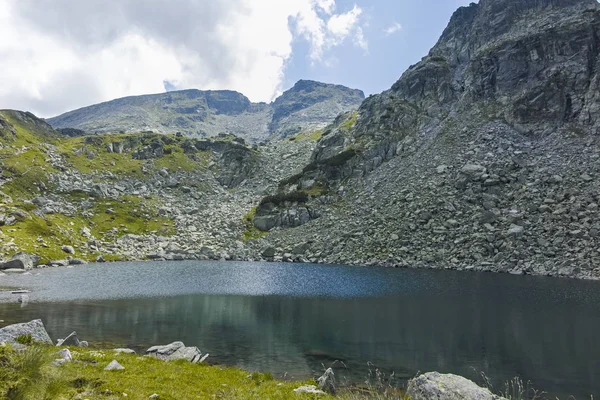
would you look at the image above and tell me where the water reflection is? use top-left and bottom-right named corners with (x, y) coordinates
top-left (0, 263), bottom-right (599, 398)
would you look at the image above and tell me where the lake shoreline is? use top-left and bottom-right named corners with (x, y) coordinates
top-left (2, 253), bottom-right (598, 283)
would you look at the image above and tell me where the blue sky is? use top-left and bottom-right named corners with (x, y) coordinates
top-left (0, 0), bottom-right (473, 117)
top-left (283, 0), bottom-right (472, 95)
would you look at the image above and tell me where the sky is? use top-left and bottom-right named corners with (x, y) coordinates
top-left (0, 0), bottom-right (472, 118)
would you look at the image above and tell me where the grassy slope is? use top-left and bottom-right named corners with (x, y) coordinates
top-left (0, 111), bottom-right (211, 263)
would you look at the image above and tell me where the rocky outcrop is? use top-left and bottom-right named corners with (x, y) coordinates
top-left (47, 81), bottom-right (364, 141)
top-left (254, 197), bottom-right (320, 232)
top-left (0, 320), bottom-right (53, 345)
top-left (407, 372), bottom-right (507, 400)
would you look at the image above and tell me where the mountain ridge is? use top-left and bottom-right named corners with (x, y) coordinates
top-left (46, 80), bottom-right (365, 141)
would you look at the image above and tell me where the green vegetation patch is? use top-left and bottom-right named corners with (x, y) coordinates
top-left (0, 345), bottom-right (328, 400)
top-left (89, 195), bottom-right (175, 237)
top-left (242, 206), bottom-right (267, 242)
top-left (290, 129), bottom-right (323, 142)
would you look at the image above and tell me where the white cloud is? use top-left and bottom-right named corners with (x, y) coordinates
top-left (354, 27), bottom-right (368, 53)
top-left (327, 5), bottom-right (362, 41)
top-left (384, 22), bottom-right (403, 36)
top-left (0, 0), bottom-right (367, 117)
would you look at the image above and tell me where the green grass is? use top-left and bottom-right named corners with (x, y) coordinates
top-left (1, 195), bottom-right (175, 264)
top-left (242, 206), bottom-right (267, 242)
top-left (0, 345), bottom-right (331, 400)
top-left (339, 111), bottom-right (358, 132)
top-left (290, 129), bottom-right (323, 142)
top-left (15, 335), bottom-right (34, 346)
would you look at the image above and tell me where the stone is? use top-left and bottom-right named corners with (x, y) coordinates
top-left (0, 259), bottom-right (25, 271)
top-left (461, 164), bottom-right (486, 178)
top-left (0, 319), bottom-right (53, 345)
top-left (293, 385), bottom-right (326, 395)
top-left (104, 360), bottom-right (125, 371)
top-left (68, 258), bottom-right (87, 265)
top-left (507, 225), bottom-right (524, 237)
top-left (49, 260), bottom-right (70, 267)
top-left (145, 342), bottom-right (203, 363)
top-left (57, 348), bottom-right (72, 361)
top-left (406, 372), bottom-right (506, 400)
top-left (261, 246), bottom-right (276, 258)
top-left (114, 348), bottom-right (136, 354)
top-left (149, 395), bottom-right (160, 399)
top-left (10, 253), bottom-right (39, 270)
top-left (317, 368), bottom-right (336, 395)
top-left (57, 331), bottom-right (81, 347)
top-left (61, 245), bottom-right (75, 255)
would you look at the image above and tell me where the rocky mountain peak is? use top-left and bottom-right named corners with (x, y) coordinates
top-left (47, 80), bottom-right (364, 140)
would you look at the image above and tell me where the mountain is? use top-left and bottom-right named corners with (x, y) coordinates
top-left (2, 0), bottom-right (600, 280)
top-left (251, 0), bottom-right (600, 279)
top-left (46, 80), bottom-right (365, 141)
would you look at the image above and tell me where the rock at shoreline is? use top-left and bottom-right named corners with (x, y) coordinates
top-left (0, 259), bottom-right (26, 271)
top-left (56, 331), bottom-right (87, 347)
top-left (145, 341), bottom-right (203, 363)
top-left (10, 253), bottom-right (39, 270)
top-left (317, 368), bottom-right (335, 394)
top-left (407, 372), bottom-right (507, 400)
top-left (0, 319), bottom-right (53, 345)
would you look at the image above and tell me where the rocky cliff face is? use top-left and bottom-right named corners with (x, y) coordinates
top-left (46, 81), bottom-right (364, 141)
top-left (252, 0), bottom-right (600, 279)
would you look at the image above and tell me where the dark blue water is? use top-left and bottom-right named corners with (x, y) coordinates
top-left (0, 261), bottom-right (599, 398)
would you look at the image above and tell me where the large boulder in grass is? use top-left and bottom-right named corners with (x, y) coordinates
top-left (145, 341), bottom-right (203, 363)
top-left (0, 319), bottom-right (53, 345)
top-left (407, 372), bottom-right (507, 400)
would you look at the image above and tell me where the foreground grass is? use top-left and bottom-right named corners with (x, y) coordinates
top-left (0, 344), bottom-right (413, 400)
top-left (0, 345), bottom-right (330, 400)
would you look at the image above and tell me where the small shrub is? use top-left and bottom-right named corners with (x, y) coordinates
top-left (15, 335), bottom-right (33, 346)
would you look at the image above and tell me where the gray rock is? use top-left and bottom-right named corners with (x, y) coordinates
top-left (61, 245), bottom-right (75, 255)
top-left (0, 259), bottom-right (25, 271)
top-left (317, 368), bottom-right (336, 395)
top-left (57, 348), bottom-right (72, 361)
top-left (49, 260), bottom-right (70, 267)
top-left (406, 372), bottom-right (506, 400)
top-left (57, 331), bottom-right (81, 347)
top-left (145, 341), bottom-right (202, 363)
top-left (507, 225), bottom-right (524, 237)
top-left (293, 385), bottom-right (326, 395)
top-left (261, 247), bottom-right (276, 258)
top-left (104, 360), bottom-right (125, 371)
top-left (10, 253), bottom-right (39, 270)
top-left (114, 348), bottom-right (136, 354)
top-left (0, 319), bottom-right (53, 345)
